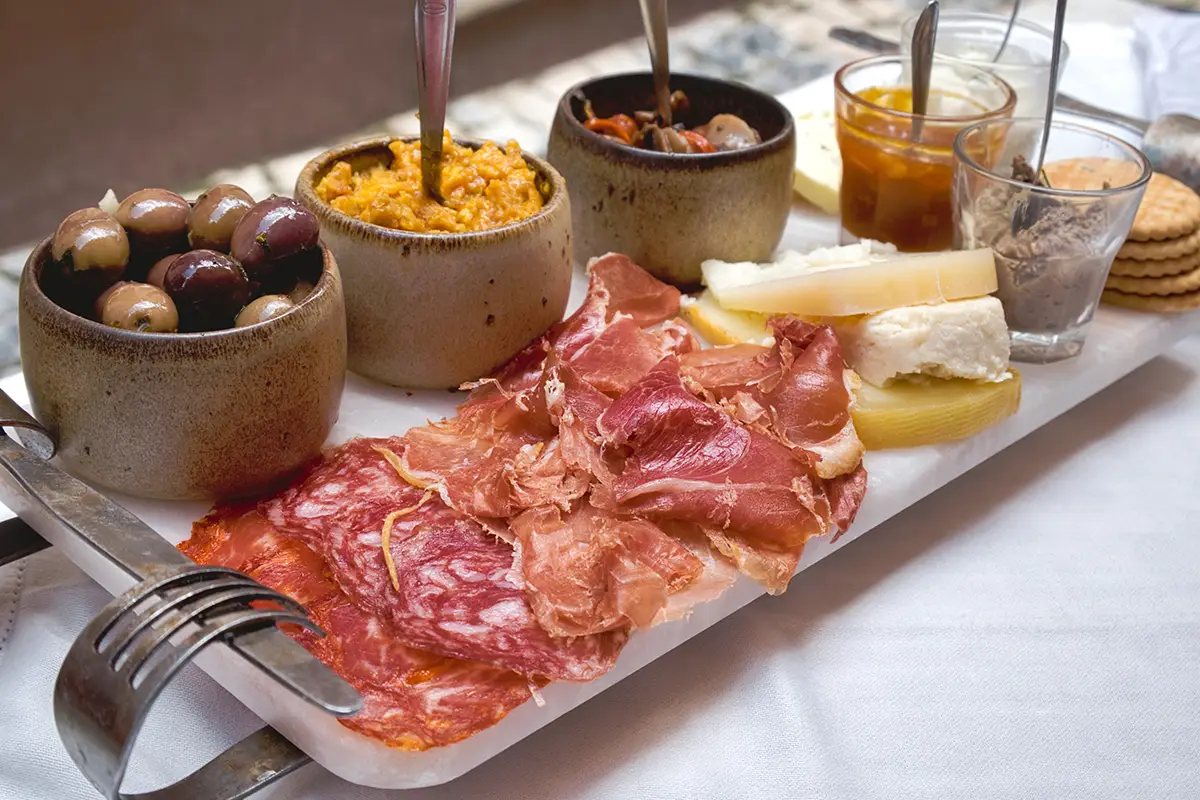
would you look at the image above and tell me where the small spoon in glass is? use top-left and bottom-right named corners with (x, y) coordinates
top-left (910, 0), bottom-right (939, 144)
top-left (992, 0), bottom-right (1022, 63)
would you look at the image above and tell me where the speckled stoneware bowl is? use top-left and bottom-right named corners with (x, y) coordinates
top-left (548, 72), bottom-right (797, 288)
top-left (19, 240), bottom-right (347, 501)
top-left (295, 136), bottom-right (573, 389)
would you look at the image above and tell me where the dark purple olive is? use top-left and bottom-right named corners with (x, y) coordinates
top-left (51, 208), bottom-right (129, 280)
top-left (188, 184), bottom-right (255, 251)
top-left (235, 294), bottom-right (294, 327)
top-left (95, 281), bottom-right (179, 332)
top-left (163, 249), bottom-right (250, 331)
top-left (146, 253), bottom-right (181, 289)
top-left (229, 196), bottom-right (319, 279)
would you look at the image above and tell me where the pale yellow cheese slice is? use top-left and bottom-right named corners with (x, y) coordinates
top-left (703, 247), bottom-right (999, 318)
top-left (792, 111), bottom-right (841, 216)
top-left (852, 372), bottom-right (1022, 450)
top-left (680, 290), bottom-right (772, 345)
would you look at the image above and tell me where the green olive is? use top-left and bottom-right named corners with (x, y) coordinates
top-left (188, 184), bottom-right (255, 251)
top-left (287, 279), bottom-right (315, 304)
top-left (51, 208), bottom-right (130, 280)
top-left (235, 294), bottom-right (294, 327)
top-left (114, 189), bottom-right (190, 247)
top-left (95, 281), bottom-right (179, 332)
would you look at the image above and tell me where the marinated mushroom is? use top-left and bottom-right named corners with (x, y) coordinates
top-left (230, 196), bottom-right (320, 279)
top-left (95, 281), bottom-right (179, 332)
top-left (51, 208), bottom-right (130, 281)
top-left (114, 189), bottom-right (191, 253)
top-left (163, 249), bottom-right (251, 331)
top-left (188, 184), bottom-right (255, 251)
top-left (695, 114), bottom-right (762, 151)
top-left (581, 89), bottom-right (759, 154)
top-left (235, 294), bottom-right (295, 327)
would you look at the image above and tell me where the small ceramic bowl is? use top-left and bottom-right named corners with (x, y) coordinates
top-left (547, 72), bottom-right (797, 288)
top-left (19, 241), bottom-right (347, 501)
top-left (295, 136), bottom-right (573, 389)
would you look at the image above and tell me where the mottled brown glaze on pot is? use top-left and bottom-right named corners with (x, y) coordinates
top-left (547, 72), bottom-right (797, 288)
top-left (295, 137), bottom-right (573, 389)
top-left (19, 240), bottom-right (347, 501)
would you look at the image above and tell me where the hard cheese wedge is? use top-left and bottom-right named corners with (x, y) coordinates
top-left (703, 246), bottom-right (999, 317)
top-left (852, 372), bottom-right (1022, 450)
top-left (792, 111), bottom-right (841, 215)
top-left (680, 290), bottom-right (772, 345)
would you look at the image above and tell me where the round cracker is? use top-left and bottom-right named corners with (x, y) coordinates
top-left (1109, 249), bottom-right (1200, 278)
top-left (1105, 265), bottom-right (1200, 295)
top-left (1117, 227), bottom-right (1200, 261)
top-left (1041, 161), bottom-right (1200, 242)
top-left (1128, 173), bottom-right (1200, 242)
top-left (1101, 288), bottom-right (1200, 313)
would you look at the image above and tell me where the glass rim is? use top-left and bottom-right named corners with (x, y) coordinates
top-left (899, 11), bottom-right (1069, 73)
top-left (952, 116), bottom-right (1153, 198)
top-left (834, 55), bottom-right (1017, 125)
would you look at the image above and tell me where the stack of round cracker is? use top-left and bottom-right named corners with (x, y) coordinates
top-left (1102, 172), bottom-right (1200, 312)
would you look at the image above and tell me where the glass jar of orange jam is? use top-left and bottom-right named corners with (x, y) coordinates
top-left (834, 56), bottom-right (1016, 252)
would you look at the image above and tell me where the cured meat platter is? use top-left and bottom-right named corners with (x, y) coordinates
top-left (4, 76), bottom-right (1199, 790)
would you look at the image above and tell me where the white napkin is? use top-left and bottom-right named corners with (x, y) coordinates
top-left (1135, 9), bottom-right (1200, 118)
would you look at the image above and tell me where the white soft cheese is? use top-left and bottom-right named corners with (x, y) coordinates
top-left (831, 296), bottom-right (1011, 388)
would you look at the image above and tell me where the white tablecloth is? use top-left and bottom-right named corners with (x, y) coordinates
top-left (3, 6), bottom-right (1200, 799)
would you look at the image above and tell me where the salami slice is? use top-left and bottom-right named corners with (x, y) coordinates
top-left (180, 508), bottom-right (536, 750)
top-left (261, 438), bottom-right (626, 681)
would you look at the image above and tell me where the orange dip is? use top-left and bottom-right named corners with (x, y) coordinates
top-left (836, 86), bottom-right (1000, 252)
top-left (315, 134), bottom-right (546, 234)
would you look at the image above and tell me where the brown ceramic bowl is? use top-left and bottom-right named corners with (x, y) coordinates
top-left (547, 72), bottom-right (797, 288)
top-left (295, 136), bottom-right (573, 389)
top-left (19, 240), bottom-right (347, 501)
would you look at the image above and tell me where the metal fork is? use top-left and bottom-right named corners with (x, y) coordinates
top-left (0, 388), bottom-right (362, 798)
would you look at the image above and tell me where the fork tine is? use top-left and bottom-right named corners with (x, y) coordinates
top-left (90, 566), bottom-right (246, 650)
top-left (129, 608), bottom-right (320, 707)
top-left (113, 587), bottom-right (311, 683)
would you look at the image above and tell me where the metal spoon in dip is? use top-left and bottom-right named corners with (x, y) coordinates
top-left (639, 0), bottom-right (673, 127)
top-left (415, 0), bottom-right (456, 203)
top-left (1031, 0), bottom-right (1068, 178)
top-left (909, 0), bottom-right (939, 144)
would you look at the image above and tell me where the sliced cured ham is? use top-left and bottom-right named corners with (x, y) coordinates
top-left (597, 357), bottom-right (862, 594)
top-left (510, 505), bottom-right (703, 637)
top-left (180, 508), bottom-right (535, 750)
top-left (261, 438), bottom-right (626, 681)
top-left (680, 317), bottom-right (864, 479)
top-left (484, 253), bottom-right (696, 395)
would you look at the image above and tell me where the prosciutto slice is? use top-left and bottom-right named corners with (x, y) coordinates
top-left (261, 438), bottom-right (626, 681)
top-left (597, 357), bottom-right (859, 594)
top-left (680, 317), bottom-right (864, 479)
top-left (180, 508), bottom-right (535, 750)
top-left (485, 253), bottom-right (696, 395)
top-left (510, 505), bottom-right (704, 637)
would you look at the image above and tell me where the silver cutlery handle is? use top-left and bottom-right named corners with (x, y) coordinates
top-left (0, 391), bottom-right (362, 716)
top-left (415, 0), bottom-right (456, 198)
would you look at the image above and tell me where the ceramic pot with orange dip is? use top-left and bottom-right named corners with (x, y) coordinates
top-left (834, 55), bottom-right (1016, 252)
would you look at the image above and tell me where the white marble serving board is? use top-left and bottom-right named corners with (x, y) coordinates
top-left (2, 78), bottom-right (1196, 790)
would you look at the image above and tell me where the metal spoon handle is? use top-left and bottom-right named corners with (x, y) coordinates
top-left (1032, 0), bottom-right (1069, 176)
top-left (639, 0), bottom-right (672, 127)
top-left (992, 0), bottom-right (1023, 63)
top-left (415, 0), bottom-right (456, 201)
top-left (910, 0), bottom-right (939, 144)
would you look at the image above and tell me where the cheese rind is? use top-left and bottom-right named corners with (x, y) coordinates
top-left (703, 246), bottom-right (999, 317)
top-left (792, 111), bottom-right (841, 215)
top-left (829, 296), bottom-right (1011, 388)
top-left (852, 370), bottom-right (1022, 450)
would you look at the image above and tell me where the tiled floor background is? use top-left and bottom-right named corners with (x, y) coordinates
top-left (0, 0), bottom-right (1011, 375)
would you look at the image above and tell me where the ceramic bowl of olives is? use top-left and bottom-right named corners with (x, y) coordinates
top-left (18, 185), bottom-right (348, 501)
